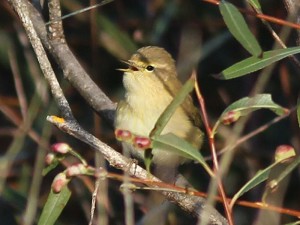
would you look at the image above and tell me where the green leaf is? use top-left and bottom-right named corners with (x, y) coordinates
top-left (224, 94), bottom-right (285, 115)
top-left (247, 0), bottom-right (262, 11)
top-left (269, 156), bottom-right (300, 190)
top-left (230, 159), bottom-right (279, 207)
top-left (144, 149), bottom-right (153, 175)
top-left (262, 156), bottom-right (300, 205)
top-left (38, 186), bottom-right (71, 225)
top-left (213, 94), bottom-right (286, 134)
top-left (219, 1), bottom-right (262, 57)
top-left (152, 133), bottom-right (214, 177)
top-left (230, 155), bottom-right (300, 208)
top-left (150, 77), bottom-right (195, 138)
top-left (42, 160), bottom-right (60, 176)
top-left (218, 46), bottom-right (300, 79)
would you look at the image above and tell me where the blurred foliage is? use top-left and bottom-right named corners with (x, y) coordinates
top-left (1, 0), bottom-right (300, 225)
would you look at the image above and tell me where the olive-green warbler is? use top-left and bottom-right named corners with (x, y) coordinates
top-left (115, 46), bottom-right (203, 182)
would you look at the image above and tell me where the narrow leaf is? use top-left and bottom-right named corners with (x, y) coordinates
top-left (230, 153), bottom-right (300, 208)
top-left (230, 160), bottom-right (279, 207)
top-left (152, 133), bottom-right (214, 177)
top-left (213, 94), bottom-right (286, 133)
top-left (144, 149), bottom-right (153, 175)
top-left (42, 160), bottom-right (60, 176)
top-left (218, 94), bottom-right (286, 126)
top-left (219, 2), bottom-right (262, 57)
top-left (270, 156), bottom-right (300, 189)
top-left (218, 46), bottom-right (300, 79)
top-left (262, 156), bottom-right (300, 204)
top-left (247, 0), bottom-right (262, 11)
top-left (38, 186), bottom-right (71, 225)
top-left (224, 94), bottom-right (285, 115)
top-left (150, 77), bottom-right (195, 137)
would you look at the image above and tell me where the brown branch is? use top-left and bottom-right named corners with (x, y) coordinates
top-left (47, 115), bottom-right (228, 225)
top-left (28, 0), bottom-right (116, 124)
top-left (108, 171), bottom-right (300, 218)
top-left (194, 73), bottom-right (233, 225)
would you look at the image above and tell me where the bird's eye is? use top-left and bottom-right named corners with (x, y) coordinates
top-left (145, 65), bottom-right (154, 72)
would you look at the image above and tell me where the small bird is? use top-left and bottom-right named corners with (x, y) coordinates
top-left (115, 46), bottom-right (203, 182)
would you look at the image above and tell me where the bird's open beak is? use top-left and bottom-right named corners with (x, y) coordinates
top-left (117, 60), bottom-right (139, 72)
top-left (116, 68), bottom-right (131, 72)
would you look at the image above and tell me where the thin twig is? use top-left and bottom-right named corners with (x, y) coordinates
top-left (45, 0), bottom-right (116, 123)
top-left (46, 0), bottom-right (114, 25)
top-left (0, 93), bottom-right (42, 193)
top-left (193, 72), bottom-right (234, 225)
top-left (209, 110), bottom-right (292, 159)
top-left (284, 0), bottom-right (300, 44)
top-left (8, 47), bottom-right (28, 119)
top-left (203, 0), bottom-right (300, 30)
top-left (15, 22), bottom-right (49, 103)
top-left (102, 170), bottom-right (300, 218)
top-left (258, 13), bottom-right (300, 69)
top-left (89, 179), bottom-right (101, 225)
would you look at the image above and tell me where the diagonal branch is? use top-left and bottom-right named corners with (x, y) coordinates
top-left (25, 0), bottom-right (117, 124)
top-left (47, 115), bottom-right (228, 225)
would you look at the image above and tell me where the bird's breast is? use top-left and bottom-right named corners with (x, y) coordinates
top-left (116, 89), bottom-right (173, 136)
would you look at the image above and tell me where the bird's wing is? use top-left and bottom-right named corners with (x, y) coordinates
top-left (164, 76), bottom-right (202, 128)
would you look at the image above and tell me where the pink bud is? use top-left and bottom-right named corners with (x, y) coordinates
top-left (51, 143), bottom-right (70, 154)
top-left (133, 136), bottom-right (151, 149)
top-left (45, 153), bottom-right (56, 165)
top-left (66, 163), bottom-right (87, 177)
top-left (275, 145), bottom-right (295, 162)
top-left (52, 173), bottom-right (70, 193)
top-left (115, 129), bottom-right (132, 141)
top-left (221, 111), bottom-right (241, 125)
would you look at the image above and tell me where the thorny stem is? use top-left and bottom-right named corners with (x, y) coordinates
top-left (193, 72), bottom-right (234, 225)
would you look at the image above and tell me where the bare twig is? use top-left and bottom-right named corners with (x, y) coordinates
top-left (0, 93), bottom-right (42, 193)
top-left (47, 0), bottom-right (116, 123)
top-left (46, 0), bottom-right (113, 25)
top-left (284, 0), bottom-right (300, 45)
top-left (207, 110), bottom-right (292, 160)
top-left (8, 48), bottom-right (28, 119)
top-left (89, 179), bottom-right (100, 225)
top-left (203, 0), bottom-right (300, 30)
top-left (194, 72), bottom-right (233, 225)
